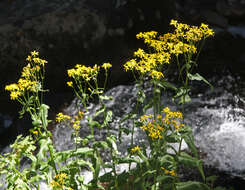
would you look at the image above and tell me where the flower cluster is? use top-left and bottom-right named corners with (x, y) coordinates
top-left (67, 62), bottom-right (112, 82)
top-left (161, 107), bottom-right (184, 131)
top-left (161, 167), bottom-right (176, 176)
top-left (67, 64), bottom-right (100, 82)
top-left (124, 20), bottom-right (214, 80)
top-left (140, 114), bottom-right (164, 139)
top-left (50, 173), bottom-right (70, 189)
top-left (131, 145), bottom-right (141, 154)
top-left (56, 112), bottom-right (84, 131)
top-left (56, 113), bottom-right (71, 123)
top-left (5, 51), bottom-right (47, 100)
top-left (101, 62), bottom-right (112, 70)
top-left (140, 107), bottom-right (184, 140)
top-left (170, 20), bottom-right (214, 42)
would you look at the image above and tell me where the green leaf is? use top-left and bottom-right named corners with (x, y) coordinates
top-left (159, 155), bottom-right (175, 168)
top-left (213, 187), bottom-right (227, 190)
top-left (178, 152), bottom-right (205, 181)
top-left (182, 130), bottom-right (198, 158)
top-left (31, 114), bottom-right (42, 127)
top-left (178, 94), bottom-right (191, 104)
top-left (37, 138), bottom-right (52, 160)
top-left (156, 175), bottom-right (174, 184)
top-left (95, 105), bottom-right (106, 117)
top-left (143, 99), bottom-right (154, 112)
top-left (175, 181), bottom-right (210, 190)
top-left (197, 160), bottom-right (206, 182)
top-left (120, 113), bottom-right (137, 123)
top-left (91, 152), bottom-right (101, 181)
top-left (155, 80), bottom-right (177, 91)
top-left (100, 95), bottom-right (113, 101)
top-left (187, 73), bottom-right (213, 90)
top-left (166, 133), bottom-right (180, 143)
top-left (39, 104), bottom-right (49, 127)
top-left (88, 116), bottom-right (101, 128)
top-left (93, 141), bottom-right (109, 149)
top-left (106, 136), bottom-right (118, 155)
top-left (180, 63), bottom-right (191, 74)
top-left (101, 110), bottom-right (113, 128)
top-left (173, 87), bottom-right (191, 105)
top-left (137, 89), bottom-right (146, 104)
top-left (117, 157), bottom-right (141, 164)
top-left (206, 175), bottom-right (218, 184)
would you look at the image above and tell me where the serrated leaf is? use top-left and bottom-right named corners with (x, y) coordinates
top-left (187, 73), bottom-right (213, 89)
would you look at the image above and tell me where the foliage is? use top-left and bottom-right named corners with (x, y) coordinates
top-left (1, 20), bottom-right (229, 190)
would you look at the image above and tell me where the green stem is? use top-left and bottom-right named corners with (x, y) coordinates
top-left (48, 144), bottom-right (58, 175)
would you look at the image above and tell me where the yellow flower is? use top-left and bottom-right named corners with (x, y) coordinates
top-left (31, 50), bottom-right (39, 57)
top-left (26, 55), bottom-right (32, 62)
top-left (50, 173), bottom-right (68, 189)
top-left (71, 120), bottom-right (80, 130)
top-left (5, 83), bottom-right (19, 91)
top-left (170, 19), bottom-right (178, 27)
top-left (161, 167), bottom-right (176, 176)
top-left (134, 48), bottom-right (145, 58)
top-left (162, 107), bottom-right (170, 113)
top-left (67, 81), bottom-right (73, 87)
top-left (131, 146), bottom-right (140, 154)
top-left (39, 59), bottom-right (48, 66)
top-left (149, 70), bottom-right (164, 80)
top-left (10, 91), bottom-right (21, 100)
top-left (102, 62), bottom-right (112, 70)
top-left (78, 111), bottom-right (84, 119)
top-left (124, 59), bottom-right (137, 71)
top-left (32, 130), bottom-right (38, 135)
top-left (56, 113), bottom-right (71, 123)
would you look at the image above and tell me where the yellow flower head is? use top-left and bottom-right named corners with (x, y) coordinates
top-left (124, 59), bottom-right (137, 71)
top-left (56, 113), bottom-right (71, 123)
top-left (32, 130), bottom-right (38, 135)
top-left (71, 120), bottom-right (81, 130)
top-left (131, 145), bottom-right (140, 154)
top-left (5, 83), bottom-right (19, 91)
top-left (161, 167), bottom-right (176, 176)
top-left (26, 55), bottom-right (32, 62)
top-left (10, 91), bottom-right (21, 100)
top-left (102, 62), bottom-right (112, 70)
top-left (149, 70), bottom-right (164, 80)
top-left (31, 50), bottom-right (39, 57)
top-left (50, 173), bottom-right (68, 189)
top-left (67, 81), bottom-right (73, 87)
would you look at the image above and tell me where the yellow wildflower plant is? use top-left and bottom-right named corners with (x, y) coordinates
top-left (5, 51), bottom-right (47, 102)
